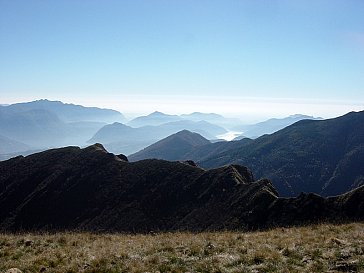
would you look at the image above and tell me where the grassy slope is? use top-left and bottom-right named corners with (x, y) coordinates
top-left (1, 223), bottom-right (364, 273)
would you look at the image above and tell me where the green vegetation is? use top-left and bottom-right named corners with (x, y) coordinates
top-left (1, 223), bottom-right (364, 273)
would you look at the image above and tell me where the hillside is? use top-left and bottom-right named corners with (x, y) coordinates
top-left (139, 111), bottom-right (364, 197)
top-left (198, 111), bottom-right (364, 197)
top-left (1, 144), bottom-right (364, 232)
top-left (129, 130), bottom-right (210, 161)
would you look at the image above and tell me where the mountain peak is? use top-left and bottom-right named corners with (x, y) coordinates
top-left (129, 130), bottom-right (210, 161)
top-left (150, 111), bottom-right (165, 116)
top-left (147, 111), bottom-right (179, 118)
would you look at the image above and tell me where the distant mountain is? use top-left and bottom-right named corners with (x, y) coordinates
top-left (129, 130), bottom-right (210, 161)
top-left (128, 111), bottom-right (243, 130)
top-left (130, 133), bottom-right (252, 162)
top-left (197, 111), bottom-right (364, 197)
top-left (181, 112), bottom-right (243, 129)
top-left (233, 114), bottom-right (322, 138)
top-left (0, 108), bottom-right (68, 148)
top-left (89, 120), bottom-right (227, 154)
top-left (1, 144), bottom-right (363, 232)
top-left (180, 112), bottom-right (224, 121)
top-left (3, 99), bottom-right (125, 123)
top-left (128, 111), bottom-right (182, 127)
top-left (0, 100), bottom-right (120, 154)
top-left (0, 135), bottom-right (30, 154)
top-left (131, 111), bottom-right (364, 197)
top-left (159, 120), bottom-right (227, 138)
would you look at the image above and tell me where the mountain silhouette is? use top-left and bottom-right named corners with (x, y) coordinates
top-left (200, 111), bottom-right (364, 196)
top-left (129, 130), bottom-right (210, 161)
top-left (0, 144), bottom-right (363, 232)
top-left (0, 135), bottom-right (30, 154)
top-left (233, 114), bottom-right (322, 139)
top-left (0, 108), bottom-right (68, 148)
top-left (128, 111), bottom-right (182, 127)
top-left (89, 120), bottom-right (227, 155)
top-left (3, 99), bottom-right (125, 123)
top-left (180, 112), bottom-right (243, 129)
top-left (130, 111), bottom-right (364, 197)
top-left (0, 100), bottom-right (123, 153)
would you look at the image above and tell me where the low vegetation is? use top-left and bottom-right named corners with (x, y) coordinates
top-left (1, 223), bottom-right (364, 272)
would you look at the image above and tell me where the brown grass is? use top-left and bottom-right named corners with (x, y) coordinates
top-left (1, 223), bottom-right (364, 272)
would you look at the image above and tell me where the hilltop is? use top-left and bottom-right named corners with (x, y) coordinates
top-left (129, 130), bottom-right (210, 161)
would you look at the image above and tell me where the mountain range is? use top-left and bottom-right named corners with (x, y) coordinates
top-left (0, 99), bottom-right (325, 160)
top-left (128, 111), bottom-right (182, 127)
top-left (3, 99), bottom-right (126, 123)
top-left (130, 111), bottom-right (364, 197)
top-left (89, 120), bottom-right (226, 155)
top-left (233, 114), bottom-right (322, 139)
top-left (0, 100), bottom-right (125, 155)
top-left (0, 134), bottom-right (30, 154)
top-left (128, 111), bottom-right (241, 129)
top-left (0, 143), bottom-right (363, 232)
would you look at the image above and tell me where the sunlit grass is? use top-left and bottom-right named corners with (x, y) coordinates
top-left (1, 223), bottom-right (364, 272)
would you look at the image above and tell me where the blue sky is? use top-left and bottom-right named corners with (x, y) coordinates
top-left (1, 0), bottom-right (364, 120)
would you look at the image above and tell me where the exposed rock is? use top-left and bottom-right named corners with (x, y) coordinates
top-left (116, 154), bottom-right (128, 162)
top-left (181, 160), bottom-right (198, 167)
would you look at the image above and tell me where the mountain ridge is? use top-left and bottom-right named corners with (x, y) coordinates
top-left (1, 144), bottom-right (363, 232)
top-left (89, 120), bottom-right (227, 155)
top-left (233, 114), bottom-right (322, 138)
top-left (129, 130), bottom-right (210, 161)
top-left (200, 110), bottom-right (364, 196)
top-left (3, 99), bottom-right (125, 123)
top-left (128, 110), bottom-right (364, 197)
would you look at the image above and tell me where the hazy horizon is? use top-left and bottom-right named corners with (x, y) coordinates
top-left (1, 1), bottom-right (363, 122)
top-left (1, 96), bottom-right (363, 123)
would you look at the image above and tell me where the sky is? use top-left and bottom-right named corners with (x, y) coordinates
top-left (1, 0), bottom-right (364, 121)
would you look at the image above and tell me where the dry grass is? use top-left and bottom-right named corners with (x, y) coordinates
top-left (1, 223), bottom-right (364, 273)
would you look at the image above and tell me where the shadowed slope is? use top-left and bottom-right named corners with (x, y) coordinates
top-left (129, 130), bottom-right (210, 161)
top-left (127, 111), bottom-right (364, 197)
top-left (199, 111), bottom-right (364, 197)
top-left (0, 144), bottom-right (363, 232)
